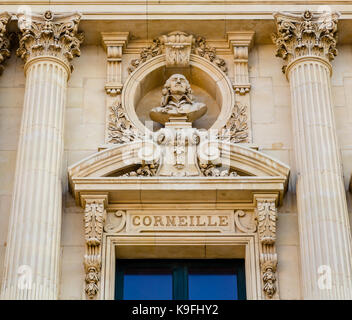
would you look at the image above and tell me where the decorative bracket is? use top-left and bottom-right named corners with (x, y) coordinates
top-left (82, 194), bottom-right (108, 299)
top-left (227, 31), bottom-right (254, 95)
top-left (254, 194), bottom-right (279, 299)
top-left (102, 32), bottom-right (129, 96)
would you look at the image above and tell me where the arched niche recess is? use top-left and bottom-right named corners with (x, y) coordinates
top-left (122, 53), bottom-right (235, 133)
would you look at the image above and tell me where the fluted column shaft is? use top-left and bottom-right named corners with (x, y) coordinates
top-left (273, 11), bottom-right (352, 299)
top-left (1, 11), bottom-right (83, 300)
top-left (2, 58), bottom-right (68, 299)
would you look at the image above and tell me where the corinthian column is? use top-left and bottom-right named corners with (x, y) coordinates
top-left (273, 10), bottom-right (352, 299)
top-left (0, 12), bottom-right (11, 75)
top-left (1, 11), bottom-right (83, 300)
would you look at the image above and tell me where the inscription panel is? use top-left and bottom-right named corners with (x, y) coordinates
top-left (125, 211), bottom-right (235, 233)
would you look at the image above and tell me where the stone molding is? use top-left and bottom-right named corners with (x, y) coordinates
top-left (16, 10), bottom-right (84, 74)
top-left (101, 32), bottom-right (129, 96)
top-left (272, 10), bottom-right (339, 73)
top-left (227, 31), bottom-right (254, 95)
top-left (0, 12), bottom-right (11, 75)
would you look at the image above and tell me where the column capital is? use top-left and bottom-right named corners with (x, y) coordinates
top-left (272, 10), bottom-right (340, 73)
top-left (16, 10), bottom-right (84, 74)
top-left (0, 12), bottom-right (11, 75)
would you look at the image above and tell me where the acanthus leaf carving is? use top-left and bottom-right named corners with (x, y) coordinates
top-left (272, 10), bottom-right (340, 72)
top-left (83, 198), bottom-right (106, 299)
top-left (255, 196), bottom-right (279, 299)
top-left (84, 200), bottom-right (106, 246)
top-left (256, 199), bottom-right (277, 244)
top-left (219, 102), bottom-right (249, 143)
top-left (108, 101), bottom-right (142, 144)
top-left (16, 10), bottom-right (84, 71)
top-left (0, 13), bottom-right (11, 75)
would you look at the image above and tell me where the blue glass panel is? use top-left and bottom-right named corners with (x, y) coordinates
top-left (123, 274), bottom-right (172, 300)
top-left (188, 273), bottom-right (238, 300)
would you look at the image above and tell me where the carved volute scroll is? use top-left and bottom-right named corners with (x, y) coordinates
top-left (272, 10), bottom-right (339, 73)
top-left (255, 195), bottom-right (279, 299)
top-left (0, 12), bottom-right (11, 75)
top-left (83, 196), bottom-right (107, 299)
top-left (16, 10), bottom-right (84, 72)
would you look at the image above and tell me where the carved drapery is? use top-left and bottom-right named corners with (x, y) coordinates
top-left (255, 196), bottom-right (278, 299)
top-left (17, 10), bottom-right (84, 73)
top-left (272, 10), bottom-right (339, 73)
top-left (83, 197), bottom-right (107, 299)
top-left (0, 12), bottom-right (11, 75)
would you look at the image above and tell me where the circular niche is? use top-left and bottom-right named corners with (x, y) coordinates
top-left (122, 54), bottom-right (235, 133)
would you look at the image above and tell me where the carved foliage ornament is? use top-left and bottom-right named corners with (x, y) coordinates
top-left (219, 102), bottom-right (248, 143)
top-left (0, 13), bottom-right (11, 75)
top-left (128, 32), bottom-right (227, 74)
top-left (256, 199), bottom-right (277, 244)
top-left (108, 101), bottom-right (141, 144)
top-left (84, 199), bottom-right (106, 299)
top-left (261, 259), bottom-right (278, 298)
top-left (17, 10), bottom-right (84, 71)
top-left (272, 10), bottom-right (339, 72)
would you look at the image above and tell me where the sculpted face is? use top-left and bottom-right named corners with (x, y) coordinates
top-left (168, 74), bottom-right (189, 95)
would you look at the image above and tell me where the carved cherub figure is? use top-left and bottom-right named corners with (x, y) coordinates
top-left (150, 74), bottom-right (207, 125)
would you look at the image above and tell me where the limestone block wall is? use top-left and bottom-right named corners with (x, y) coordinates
top-left (1, 41), bottom-right (352, 299)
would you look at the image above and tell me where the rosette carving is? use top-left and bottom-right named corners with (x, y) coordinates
top-left (16, 10), bottom-right (84, 71)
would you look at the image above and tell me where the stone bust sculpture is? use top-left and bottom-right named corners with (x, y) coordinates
top-left (150, 74), bottom-right (207, 125)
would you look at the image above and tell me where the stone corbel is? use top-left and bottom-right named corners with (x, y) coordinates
top-left (101, 32), bottom-right (129, 96)
top-left (254, 194), bottom-right (279, 299)
top-left (0, 12), bottom-right (11, 75)
top-left (227, 31), bottom-right (254, 95)
top-left (82, 194), bottom-right (108, 300)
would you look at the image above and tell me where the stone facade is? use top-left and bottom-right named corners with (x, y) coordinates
top-left (0, 1), bottom-right (352, 300)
